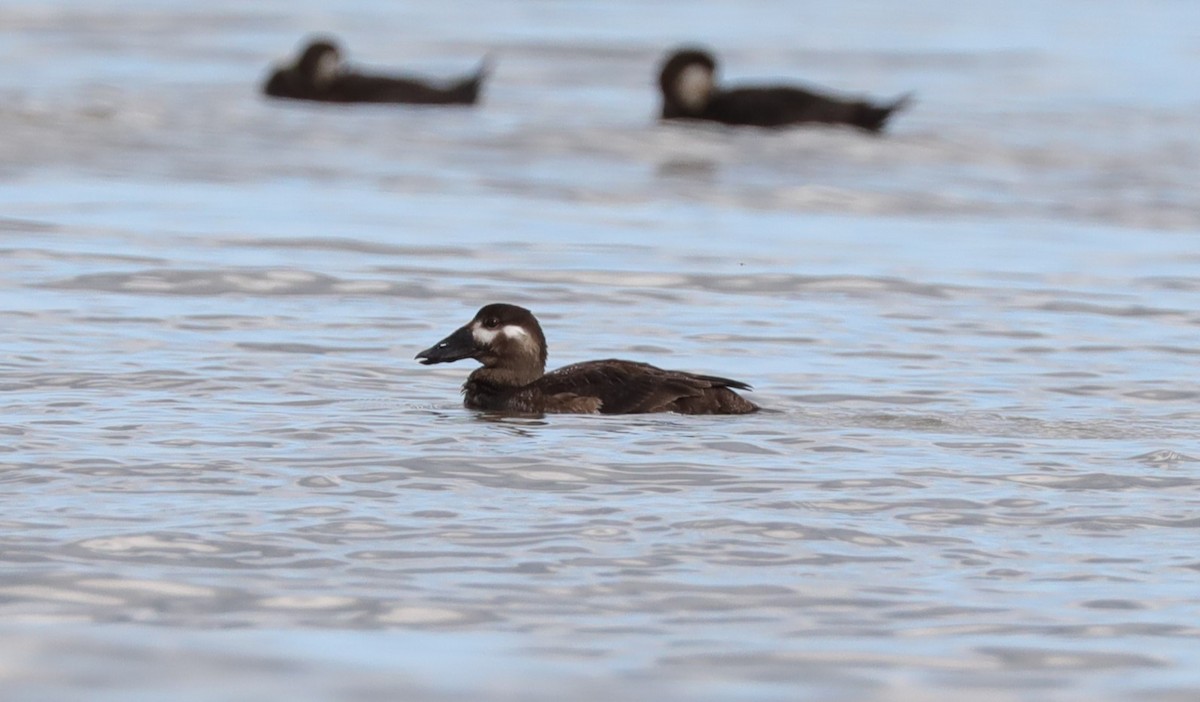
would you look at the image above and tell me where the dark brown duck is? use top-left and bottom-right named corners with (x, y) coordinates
top-left (658, 47), bottom-right (910, 132)
top-left (263, 36), bottom-right (488, 105)
top-left (416, 304), bottom-right (758, 415)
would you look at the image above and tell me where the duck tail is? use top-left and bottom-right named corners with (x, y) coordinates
top-left (473, 53), bottom-right (494, 82)
top-left (858, 91), bottom-right (914, 133)
top-left (452, 54), bottom-right (492, 103)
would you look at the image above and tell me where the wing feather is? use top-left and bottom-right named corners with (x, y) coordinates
top-left (534, 360), bottom-right (752, 414)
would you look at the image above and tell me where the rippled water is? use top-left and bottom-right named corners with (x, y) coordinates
top-left (2, 0), bottom-right (1199, 700)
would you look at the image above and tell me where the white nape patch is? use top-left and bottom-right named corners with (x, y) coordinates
top-left (313, 52), bottom-right (340, 88)
top-left (675, 64), bottom-right (714, 111)
top-left (472, 323), bottom-right (529, 347)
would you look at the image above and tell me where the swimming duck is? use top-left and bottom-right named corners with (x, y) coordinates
top-left (263, 36), bottom-right (488, 105)
top-left (416, 304), bottom-right (758, 415)
top-left (658, 47), bottom-right (910, 132)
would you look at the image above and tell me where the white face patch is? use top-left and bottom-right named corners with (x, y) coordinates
top-left (472, 323), bottom-right (530, 347)
top-left (313, 51), bottom-right (340, 88)
top-left (674, 64), bottom-right (714, 112)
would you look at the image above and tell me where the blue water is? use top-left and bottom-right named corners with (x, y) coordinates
top-left (2, 1), bottom-right (1199, 700)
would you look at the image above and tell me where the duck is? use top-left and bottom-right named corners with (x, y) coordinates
top-left (657, 46), bottom-right (910, 132)
top-left (416, 304), bottom-right (759, 415)
top-left (263, 36), bottom-right (488, 105)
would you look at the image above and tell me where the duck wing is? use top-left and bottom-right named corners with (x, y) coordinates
top-left (709, 86), bottom-right (907, 132)
top-left (534, 360), bottom-right (751, 414)
top-left (328, 72), bottom-right (460, 104)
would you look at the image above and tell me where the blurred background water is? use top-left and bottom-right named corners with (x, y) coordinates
top-left (2, 0), bottom-right (1199, 700)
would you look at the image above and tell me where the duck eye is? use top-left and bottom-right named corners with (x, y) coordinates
top-left (483, 318), bottom-right (500, 329)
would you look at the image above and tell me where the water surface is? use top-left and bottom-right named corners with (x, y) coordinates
top-left (2, 1), bottom-right (1199, 700)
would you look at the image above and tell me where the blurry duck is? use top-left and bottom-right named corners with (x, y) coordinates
top-left (263, 36), bottom-right (489, 105)
top-left (658, 46), bottom-right (910, 133)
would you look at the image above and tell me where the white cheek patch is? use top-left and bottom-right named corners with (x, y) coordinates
top-left (472, 324), bottom-right (532, 349)
top-left (501, 325), bottom-right (529, 340)
top-left (313, 52), bottom-right (340, 88)
top-left (675, 64), bottom-right (714, 111)
top-left (472, 323), bottom-right (499, 346)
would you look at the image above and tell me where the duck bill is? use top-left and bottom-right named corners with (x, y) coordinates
top-left (416, 325), bottom-right (478, 365)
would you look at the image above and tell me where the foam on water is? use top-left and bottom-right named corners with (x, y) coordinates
top-left (2, 1), bottom-right (1199, 701)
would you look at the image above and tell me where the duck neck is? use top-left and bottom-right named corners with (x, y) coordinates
top-left (468, 362), bottom-right (543, 390)
top-left (463, 364), bottom-right (543, 411)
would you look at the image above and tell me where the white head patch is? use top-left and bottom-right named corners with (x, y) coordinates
top-left (675, 64), bottom-right (714, 112)
top-left (472, 322), bottom-right (530, 347)
top-left (313, 51), bottom-right (340, 88)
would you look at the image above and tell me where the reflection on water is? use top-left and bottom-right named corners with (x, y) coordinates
top-left (2, 0), bottom-right (1200, 700)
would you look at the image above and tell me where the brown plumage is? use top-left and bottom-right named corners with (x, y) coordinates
top-left (658, 46), bottom-right (911, 133)
top-left (416, 304), bottom-right (758, 415)
top-left (263, 36), bottom-right (488, 105)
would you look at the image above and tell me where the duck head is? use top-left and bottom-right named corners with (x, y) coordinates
top-left (659, 47), bottom-right (717, 116)
top-left (416, 303), bottom-right (548, 376)
top-left (296, 37), bottom-right (343, 90)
